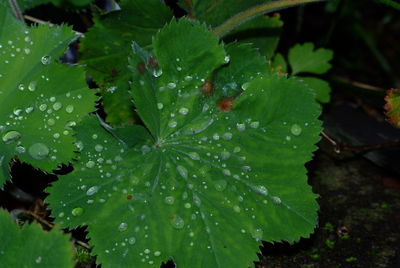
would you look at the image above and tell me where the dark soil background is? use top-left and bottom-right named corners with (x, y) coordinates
top-left (1, 0), bottom-right (399, 267)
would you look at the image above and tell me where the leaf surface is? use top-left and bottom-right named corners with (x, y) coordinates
top-left (384, 88), bottom-right (400, 128)
top-left (79, 0), bottom-right (173, 125)
top-left (288, 42), bottom-right (333, 75)
top-left (0, 209), bottom-right (74, 268)
top-left (301, 77), bottom-right (331, 103)
top-left (48, 20), bottom-right (321, 268)
top-left (0, 2), bottom-right (97, 186)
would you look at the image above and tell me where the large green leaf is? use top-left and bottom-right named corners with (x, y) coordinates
top-left (0, 209), bottom-right (74, 267)
top-left (0, 2), bottom-right (97, 186)
top-left (79, 0), bottom-right (173, 125)
top-left (48, 19), bottom-right (321, 268)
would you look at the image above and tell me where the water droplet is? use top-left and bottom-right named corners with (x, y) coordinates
top-left (35, 256), bottom-right (42, 264)
top-left (184, 75), bottom-right (193, 82)
top-left (272, 196), bottom-right (281, 205)
top-left (47, 118), bottom-right (55, 126)
top-left (188, 152), bottom-right (200, 160)
top-left (250, 121), bottom-right (260, 128)
top-left (168, 120), bottom-right (177, 128)
top-left (220, 151), bottom-right (230, 160)
top-left (241, 82), bottom-right (250, 91)
top-left (28, 143), bottom-right (49, 159)
top-left (86, 186), bottom-right (99, 196)
top-left (41, 55), bottom-right (51, 65)
top-left (290, 124), bottom-right (302, 136)
top-left (233, 205), bottom-right (241, 213)
top-left (251, 228), bottom-right (263, 241)
top-left (154, 251), bottom-right (161, 257)
top-left (241, 166), bottom-right (251, 172)
top-left (144, 248), bottom-right (150, 254)
top-left (176, 165), bottom-right (188, 179)
top-left (152, 68), bottom-right (163, 77)
top-left (164, 196), bottom-right (175, 205)
top-left (128, 237), bottom-right (136, 245)
top-left (223, 132), bottom-right (232, 140)
top-left (224, 55), bottom-right (230, 63)
top-left (65, 121), bottom-right (76, 129)
top-left (25, 107), bottom-right (34, 114)
top-left (13, 108), bottom-right (23, 116)
top-left (118, 222), bottom-right (128, 232)
top-left (214, 180), bottom-right (227, 191)
top-left (15, 146), bottom-right (26, 153)
top-left (39, 104), bottom-right (47, 111)
top-left (157, 103), bottom-right (164, 110)
top-left (212, 133), bottom-right (220, 140)
top-left (86, 161), bottom-right (95, 168)
top-left (65, 105), bottom-right (74, 113)
top-left (72, 207), bottom-right (84, 216)
top-left (170, 215), bottom-right (184, 229)
top-left (28, 81), bottom-right (36, 91)
top-left (18, 84), bottom-right (25, 91)
top-left (95, 144), bottom-right (103, 152)
top-left (236, 123), bottom-right (246, 131)
top-left (255, 185), bottom-right (268, 195)
top-left (53, 102), bottom-right (62, 111)
top-left (24, 48), bottom-right (31, 54)
top-left (179, 107), bottom-right (189, 115)
top-left (167, 82), bottom-right (176, 89)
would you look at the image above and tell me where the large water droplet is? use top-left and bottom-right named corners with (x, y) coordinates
top-left (157, 103), bottom-right (164, 110)
top-left (18, 84), bottom-right (25, 91)
top-left (41, 55), bottom-right (51, 65)
top-left (25, 107), bottom-right (34, 114)
top-left (176, 165), bottom-right (188, 179)
top-left (236, 123), bottom-right (246, 131)
top-left (168, 120), bottom-right (177, 128)
top-left (241, 82), bottom-right (250, 91)
top-left (272, 196), bottom-right (281, 205)
top-left (170, 215), bottom-right (184, 229)
top-left (214, 180), bottom-right (227, 191)
top-left (95, 144), bottom-right (103, 152)
top-left (290, 124), bottom-right (302, 136)
top-left (39, 104), bottom-right (47, 111)
top-left (255, 185), bottom-right (268, 195)
top-left (65, 105), bottom-right (74, 113)
top-left (152, 68), bottom-right (163, 77)
top-left (167, 82), bottom-right (176, 89)
top-left (28, 143), bottom-right (49, 159)
top-left (72, 207), bottom-right (84, 216)
top-left (250, 121), bottom-right (260, 129)
top-left (86, 161), bottom-right (95, 168)
top-left (86, 186), bottom-right (99, 196)
top-left (13, 108), bottom-right (23, 116)
top-left (118, 222), bottom-right (128, 232)
top-left (179, 107), bottom-right (189, 115)
top-left (53, 102), bottom-right (62, 111)
top-left (28, 81), bottom-right (36, 91)
top-left (128, 237), bottom-right (136, 245)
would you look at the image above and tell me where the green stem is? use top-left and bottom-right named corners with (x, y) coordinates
top-left (376, 0), bottom-right (400, 10)
top-left (213, 0), bottom-right (326, 37)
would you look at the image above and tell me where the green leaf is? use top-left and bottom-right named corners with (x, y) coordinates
top-left (223, 14), bottom-right (283, 58)
top-left (0, 209), bottom-right (74, 267)
top-left (48, 20), bottom-right (321, 268)
top-left (288, 42), bottom-right (333, 75)
top-left (384, 88), bottom-right (400, 128)
top-left (0, 2), bottom-right (97, 186)
top-left (272, 52), bottom-right (288, 73)
top-left (79, 0), bottom-right (173, 125)
top-left (301, 77), bottom-right (331, 103)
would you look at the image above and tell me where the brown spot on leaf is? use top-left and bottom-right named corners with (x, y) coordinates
top-left (148, 57), bottom-right (158, 68)
top-left (126, 194), bottom-right (133, 200)
top-left (136, 62), bottom-right (146, 74)
top-left (201, 80), bottom-right (214, 95)
top-left (217, 97), bottom-right (233, 112)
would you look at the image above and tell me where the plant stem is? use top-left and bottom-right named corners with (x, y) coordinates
top-left (376, 0), bottom-right (400, 10)
top-left (213, 0), bottom-right (326, 37)
top-left (8, 0), bottom-right (24, 21)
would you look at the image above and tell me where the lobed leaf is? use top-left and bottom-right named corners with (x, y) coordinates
top-left (79, 0), bottom-right (173, 125)
top-left (301, 76), bottom-right (331, 103)
top-left (48, 19), bottom-right (321, 268)
top-left (0, 209), bottom-right (74, 268)
top-left (288, 42), bottom-right (333, 75)
top-left (0, 2), bottom-right (97, 186)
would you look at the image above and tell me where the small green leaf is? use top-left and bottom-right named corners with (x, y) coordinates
top-left (48, 19), bottom-right (321, 268)
top-left (288, 42), bottom-right (333, 75)
top-left (0, 209), bottom-right (74, 267)
top-left (0, 2), bottom-right (97, 186)
top-left (384, 88), bottom-right (400, 128)
top-left (272, 52), bottom-right (288, 73)
top-left (301, 77), bottom-right (331, 103)
top-left (79, 0), bottom-right (173, 125)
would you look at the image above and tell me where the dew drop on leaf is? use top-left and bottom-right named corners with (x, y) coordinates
top-left (250, 121), bottom-right (260, 129)
top-left (157, 103), bottom-right (164, 110)
top-left (170, 215), bottom-right (184, 229)
top-left (118, 222), bottom-right (128, 232)
top-left (179, 107), bottom-right (189, 115)
top-left (53, 102), bottom-right (62, 111)
top-left (15, 146), bottom-right (26, 153)
top-left (188, 152), bottom-right (200, 161)
top-left (28, 81), bottom-right (36, 91)
top-left (254, 185), bottom-right (268, 195)
top-left (154, 251), bottom-right (161, 257)
top-left (13, 108), bottom-right (23, 116)
top-left (86, 161), bottom-right (95, 168)
top-left (164, 196), bottom-right (175, 205)
top-left (241, 82), bottom-right (250, 91)
top-left (2, 130), bottom-right (22, 144)
top-left (176, 165), bottom-right (188, 179)
top-left (222, 132), bottom-right (233, 140)
top-left (214, 180), bottom-right (227, 191)
top-left (41, 55), bottom-right (51, 65)
top-left (251, 228), bottom-right (263, 241)
top-left (86, 186), bottom-right (99, 196)
top-left (25, 107), bottom-right (34, 114)
top-left (65, 105), bottom-right (74, 113)
top-left (236, 123), bottom-right (246, 131)
top-left (94, 144), bottom-right (103, 152)
top-left (71, 207), bottom-right (84, 216)
top-left (28, 143), bottom-right (49, 159)
top-left (272, 196), bottom-right (282, 205)
top-left (18, 84), bottom-right (25, 91)
top-left (128, 237), bottom-right (136, 245)
top-left (167, 82), bottom-right (176, 89)
top-left (168, 120), bottom-right (177, 128)
top-left (290, 124), bottom-right (302, 136)
top-left (39, 104), bottom-right (47, 111)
